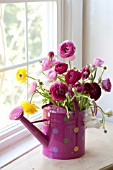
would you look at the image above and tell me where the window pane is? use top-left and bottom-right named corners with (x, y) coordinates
top-left (0, 68), bottom-right (26, 129)
top-left (27, 1), bottom-right (57, 60)
top-left (0, 1), bottom-right (57, 130)
top-left (0, 3), bottom-right (25, 67)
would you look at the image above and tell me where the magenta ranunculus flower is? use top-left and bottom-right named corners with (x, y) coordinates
top-left (50, 82), bottom-right (68, 101)
top-left (42, 59), bottom-right (53, 71)
top-left (58, 40), bottom-right (76, 59)
top-left (101, 78), bottom-right (112, 92)
top-left (55, 62), bottom-right (68, 74)
top-left (28, 81), bottom-right (37, 94)
top-left (84, 82), bottom-right (101, 101)
top-left (46, 69), bottom-right (57, 81)
top-left (48, 51), bottom-right (54, 59)
top-left (73, 84), bottom-right (85, 92)
top-left (93, 57), bottom-right (104, 67)
top-left (81, 67), bottom-right (90, 79)
top-left (65, 69), bottom-right (81, 85)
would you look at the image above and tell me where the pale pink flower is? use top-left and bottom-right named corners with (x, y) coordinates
top-left (28, 81), bottom-right (37, 94)
top-left (46, 69), bottom-right (57, 81)
top-left (93, 57), bottom-right (104, 67)
top-left (42, 59), bottom-right (52, 71)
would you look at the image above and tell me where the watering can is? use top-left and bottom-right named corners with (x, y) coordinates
top-left (9, 104), bottom-right (85, 159)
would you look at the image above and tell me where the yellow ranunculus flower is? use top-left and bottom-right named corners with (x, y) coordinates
top-left (16, 68), bottom-right (27, 83)
top-left (20, 101), bottom-right (39, 115)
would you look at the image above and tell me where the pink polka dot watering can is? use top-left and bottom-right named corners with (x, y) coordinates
top-left (9, 103), bottom-right (85, 160)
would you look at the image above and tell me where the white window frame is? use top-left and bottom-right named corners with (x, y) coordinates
top-left (0, 0), bottom-right (83, 167)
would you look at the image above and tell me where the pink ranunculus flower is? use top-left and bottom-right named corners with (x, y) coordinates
top-left (65, 69), bottom-right (81, 85)
top-left (28, 81), bottom-right (37, 94)
top-left (50, 82), bottom-right (68, 101)
top-left (48, 51), bottom-right (54, 59)
top-left (42, 59), bottom-right (53, 71)
top-left (101, 78), bottom-right (112, 92)
top-left (58, 40), bottom-right (76, 59)
top-left (46, 69), bottom-right (57, 81)
top-left (55, 62), bottom-right (68, 74)
top-left (93, 57), bottom-right (104, 67)
top-left (67, 55), bottom-right (75, 61)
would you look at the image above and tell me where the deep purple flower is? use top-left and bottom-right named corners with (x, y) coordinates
top-left (65, 69), bottom-right (81, 85)
top-left (55, 62), bottom-right (68, 74)
top-left (101, 78), bottom-right (112, 92)
top-left (93, 57), bottom-right (104, 67)
top-left (84, 83), bottom-right (92, 94)
top-left (48, 51), bottom-right (54, 59)
top-left (84, 82), bottom-right (101, 101)
top-left (81, 67), bottom-right (90, 79)
top-left (58, 40), bottom-right (76, 59)
top-left (50, 82), bottom-right (68, 101)
top-left (73, 84), bottom-right (85, 92)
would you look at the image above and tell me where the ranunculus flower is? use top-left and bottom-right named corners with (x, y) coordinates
top-left (28, 81), bottom-right (37, 94)
top-left (46, 69), bottom-right (57, 81)
top-left (42, 59), bottom-right (52, 71)
top-left (105, 109), bottom-right (113, 117)
top-left (73, 84), bottom-right (85, 92)
top-left (58, 40), bottom-right (76, 59)
top-left (101, 78), bottom-right (112, 92)
top-left (90, 82), bottom-right (101, 101)
top-left (16, 68), bottom-right (27, 83)
top-left (20, 101), bottom-right (39, 115)
top-left (65, 69), bottom-right (81, 85)
top-left (93, 57), bottom-right (104, 67)
top-left (55, 62), bottom-right (68, 74)
top-left (84, 82), bottom-right (101, 101)
top-left (81, 67), bottom-right (90, 79)
top-left (50, 82), bottom-right (68, 101)
top-left (84, 110), bottom-right (102, 129)
top-left (48, 51), bottom-right (54, 59)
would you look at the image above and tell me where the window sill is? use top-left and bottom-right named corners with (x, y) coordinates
top-left (0, 133), bottom-right (40, 169)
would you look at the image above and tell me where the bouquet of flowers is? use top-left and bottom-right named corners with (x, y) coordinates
top-left (16, 40), bottom-right (112, 132)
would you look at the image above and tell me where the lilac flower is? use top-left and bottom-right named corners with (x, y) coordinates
top-left (28, 81), bottom-right (37, 94)
top-left (101, 78), bottom-right (112, 92)
top-left (93, 57), bottom-right (104, 67)
top-left (46, 69), bottom-right (57, 81)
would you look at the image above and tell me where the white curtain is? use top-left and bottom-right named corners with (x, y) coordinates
top-left (83, 0), bottom-right (113, 121)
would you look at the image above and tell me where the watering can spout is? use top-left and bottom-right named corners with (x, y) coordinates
top-left (9, 106), bottom-right (49, 148)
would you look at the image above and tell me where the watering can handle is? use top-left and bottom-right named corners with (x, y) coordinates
top-left (32, 118), bottom-right (48, 124)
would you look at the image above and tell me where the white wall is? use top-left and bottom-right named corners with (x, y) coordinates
top-left (62, 0), bottom-right (83, 69)
top-left (83, 0), bottom-right (113, 121)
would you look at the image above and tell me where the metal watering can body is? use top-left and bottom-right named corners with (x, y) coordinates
top-left (9, 105), bottom-right (85, 159)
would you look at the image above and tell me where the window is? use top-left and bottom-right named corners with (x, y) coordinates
top-left (0, 0), bottom-right (83, 167)
top-left (0, 0), bottom-right (59, 151)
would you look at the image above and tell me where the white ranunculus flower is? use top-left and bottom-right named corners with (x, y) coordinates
top-left (84, 109), bottom-right (102, 129)
top-left (105, 109), bottom-right (113, 117)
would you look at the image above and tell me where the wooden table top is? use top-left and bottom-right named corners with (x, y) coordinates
top-left (1, 122), bottom-right (113, 170)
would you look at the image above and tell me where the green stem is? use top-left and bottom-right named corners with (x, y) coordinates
top-left (69, 61), bottom-right (71, 69)
top-left (27, 75), bottom-right (37, 80)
